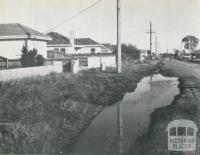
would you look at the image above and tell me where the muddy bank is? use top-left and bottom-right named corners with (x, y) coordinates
top-left (127, 61), bottom-right (200, 155)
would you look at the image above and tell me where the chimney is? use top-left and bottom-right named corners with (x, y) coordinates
top-left (69, 30), bottom-right (75, 48)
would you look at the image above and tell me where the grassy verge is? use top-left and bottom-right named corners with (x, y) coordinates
top-left (0, 61), bottom-right (158, 153)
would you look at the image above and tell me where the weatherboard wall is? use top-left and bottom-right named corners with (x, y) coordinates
top-left (0, 39), bottom-right (48, 59)
top-left (27, 40), bottom-right (47, 58)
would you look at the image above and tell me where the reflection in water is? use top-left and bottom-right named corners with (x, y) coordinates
top-left (69, 74), bottom-right (179, 155)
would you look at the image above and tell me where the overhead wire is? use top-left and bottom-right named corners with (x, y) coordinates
top-left (45, 0), bottom-right (104, 33)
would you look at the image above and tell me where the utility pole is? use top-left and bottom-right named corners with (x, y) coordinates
top-left (150, 22), bottom-right (152, 55)
top-left (155, 36), bottom-right (157, 56)
top-left (117, 0), bottom-right (121, 73)
top-left (117, 0), bottom-right (123, 154)
top-left (146, 21), bottom-right (156, 59)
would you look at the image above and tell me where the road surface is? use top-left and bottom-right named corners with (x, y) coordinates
top-left (162, 58), bottom-right (200, 80)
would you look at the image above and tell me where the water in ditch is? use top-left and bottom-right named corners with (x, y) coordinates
top-left (69, 74), bottom-right (179, 155)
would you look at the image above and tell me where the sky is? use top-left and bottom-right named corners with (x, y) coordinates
top-left (1, 0), bottom-right (200, 53)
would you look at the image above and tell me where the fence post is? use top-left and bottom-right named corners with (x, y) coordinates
top-left (6, 59), bottom-right (8, 69)
top-left (53, 51), bottom-right (55, 60)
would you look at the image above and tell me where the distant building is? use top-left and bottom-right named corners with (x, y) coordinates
top-left (140, 50), bottom-right (148, 61)
top-left (102, 43), bottom-right (113, 50)
top-left (0, 23), bottom-right (51, 59)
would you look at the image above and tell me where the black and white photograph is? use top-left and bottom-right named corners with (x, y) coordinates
top-left (0, 0), bottom-right (200, 155)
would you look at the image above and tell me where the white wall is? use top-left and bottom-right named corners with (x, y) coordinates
top-left (71, 59), bottom-right (79, 73)
top-left (47, 45), bottom-right (112, 55)
top-left (101, 56), bottom-right (116, 67)
top-left (0, 63), bottom-right (62, 81)
top-left (87, 55), bottom-right (116, 69)
top-left (47, 46), bottom-right (102, 54)
top-left (47, 45), bottom-right (74, 54)
top-left (0, 40), bottom-right (25, 59)
top-left (88, 57), bottom-right (100, 68)
top-left (27, 40), bottom-right (47, 58)
top-left (0, 39), bottom-right (48, 59)
top-left (76, 47), bottom-right (102, 54)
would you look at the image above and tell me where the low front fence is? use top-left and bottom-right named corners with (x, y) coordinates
top-left (0, 59), bottom-right (22, 70)
top-left (46, 59), bottom-right (74, 72)
top-left (0, 62), bottom-right (63, 81)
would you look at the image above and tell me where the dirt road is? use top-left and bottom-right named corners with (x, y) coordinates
top-left (162, 58), bottom-right (200, 80)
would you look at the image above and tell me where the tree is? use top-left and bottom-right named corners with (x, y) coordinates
top-left (21, 46), bottom-right (29, 67)
top-left (20, 46), bottom-right (45, 67)
top-left (112, 43), bottom-right (140, 61)
top-left (27, 49), bottom-right (38, 67)
top-left (182, 35), bottom-right (199, 50)
top-left (173, 49), bottom-right (180, 58)
top-left (35, 55), bottom-right (45, 66)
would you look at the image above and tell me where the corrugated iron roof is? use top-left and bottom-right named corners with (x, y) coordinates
top-left (47, 32), bottom-right (100, 45)
top-left (0, 23), bottom-right (50, 40)
top-left (75, 38), bottom-right (100, 45)
top-left (47, 32), bottom-right (70, 45)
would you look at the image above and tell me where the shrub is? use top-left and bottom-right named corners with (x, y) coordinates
top-left (20, 46), bottom-right (45, 67)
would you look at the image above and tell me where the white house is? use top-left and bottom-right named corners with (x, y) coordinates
top-left (46, 32), bottom-right (112, 54)
top-left (0, 23), bottom-right (51, 59)
top-left (74, 38), bottom-right (112, 54)
top-left (74, 53), bottom-right (116, 70)
top-left (46, 32), bottom-right (116, 71)
top-left (46, 32), bottom-right (73, 54)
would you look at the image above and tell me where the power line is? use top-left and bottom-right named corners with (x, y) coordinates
top-left (45, 0), bottom-right (104, 33)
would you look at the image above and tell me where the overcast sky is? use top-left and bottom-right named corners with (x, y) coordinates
top-left (1, 0), bottom-right (200, 53)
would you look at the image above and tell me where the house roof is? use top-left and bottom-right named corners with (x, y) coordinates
top-left (47, 32), bottom-right (70, 45)
top-left (75, 38), bottom-right (100, 45)
top-left (47, 32), bottom-right (100, 46)
top-left (0, 23), bottom-right (51, 40)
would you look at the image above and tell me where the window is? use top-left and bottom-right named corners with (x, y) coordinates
top-left (54, 48), bottom-right (59, 51)
top-left (187, 127), bottom-right (194, 136)
top-left (170, 127), bottom-right (176, 136)
top-left (61, 48), bottom-right (66, 53)
top-left (91, 48), bottom-right (95, 54)
top-left (79, 58), bottom-right (88, 67)
top-left (177, 127), bottom-right (186, 136)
